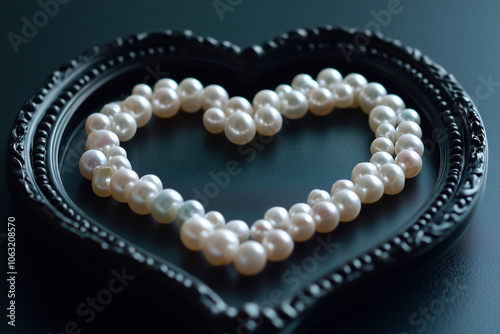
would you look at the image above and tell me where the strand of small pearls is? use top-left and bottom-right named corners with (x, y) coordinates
top-left (79, 68), bottom-right (424, 276)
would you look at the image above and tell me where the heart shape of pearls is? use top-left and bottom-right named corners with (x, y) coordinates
top-left (79, 68), bottom-right (424, 276)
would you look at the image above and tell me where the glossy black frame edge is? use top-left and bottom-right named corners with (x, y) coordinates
top-left (6, 26), bottom-right (487, 333)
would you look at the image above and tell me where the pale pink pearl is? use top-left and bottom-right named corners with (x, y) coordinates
top-left (79, 149), bottom-right (107, 180)
top-left (234, 241), bottom-right (267, 276)
top-left (395, 149), bottom-right (423, 178)
top-left (85, 129), bottom-right (119, 151)
top-left (331, 189), bottom-right (361, 222)
top-left (203, 229), bottom-right (240, 266)
top-left (288, 203), bottom-right (312, 219)
top-left (225, 220), bottom-right (250, 243)
top-left (312, 201), bottom-right (340, 233)
top-left (262, 230), bottom-right (294, 262)
top-left (140, 174), bottom-right (162, 192)
top-left (308, 87), bottom-right (334, 116)
top-left (180, 217), bottom-right (214, 251)
top-left (85, 113), bottom-right (110, 134)
top-left (127, 180), bottom-right (158, 215)
top-left (354, 174), bottom-right (384, 204)
top-left (351, 162), bottom-right (379, 184)
top-left (151, 87), bottom-right (180, 119)
top-left (132, 83), bottom-right (153, 99)
top-left (395, 133), bottom-right (424, 156)
top-left (122, 95), bottom-right (153, 128)
top-left (379, 163), bottom-right (405, 195)
top-left (92, 166), bottom-right (112, 198)
top-left (330, 179), bottom-right (356, 196)
top-left (370, 137), bottom-right (395, 155)
top-left (108, 156), bottom-right (131, 173)
top-left (264, 207), bottom-right (290, 230)
top-left (307, 189), bottom-right (331, 207)
top-left (223, 96), bottom-right (254, 116)
top-left (204, 211), bottom-right (226, 229)
top-left (109, 169), bottom-right (139, 203)
top-left (288, 212), bottom-right (315, 242)
top-left (250, 219), bottom-right (273, 243)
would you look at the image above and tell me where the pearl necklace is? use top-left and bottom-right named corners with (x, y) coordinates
top-left (79, 68), bottom-right (424, 276)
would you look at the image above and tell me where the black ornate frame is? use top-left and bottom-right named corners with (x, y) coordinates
top-left (6, 27), bottom-right (487, 333)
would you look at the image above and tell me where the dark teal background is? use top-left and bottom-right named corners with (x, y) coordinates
top-left (1, 0), bottom-right (499, 333)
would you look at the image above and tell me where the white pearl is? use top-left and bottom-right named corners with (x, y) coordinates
top-left (370, 137), bottom-right (395, 155)
top-left (85, 113), bottom-right (110, 134)
top-left (105, 146), bottom-right (127, 159)
top-left (262, 229), bottom-right (294, 262)
top-left (154, 78), bottom-right (178, 92)
top-left (354, 174), bottom-right (384, 204)
top-left (351, 162), bottom-right (379, 184)
top-left (234, 241), bottom-right (267, 276)
top-left (203, 108), bottom-right (226, 134)
top-left (398, 108), bottom-right (421, 125)
top-left (151, 87), bottom-right (181, 119)
top-left (178, 78), bottom-right (203, 113)
top-left (279, 90), bottom-right (308, 120)
top-left (343, 73), bottom-right (368, 108)
top-left (110, 112), bottom-right (137, 142)
top-left (377, 94), bottom-right (405, 111)
top-left (359, 82), bottom-right (387, 114)
top-left (316, 68), bottom-right (343, 90)
top-left (85, 129), bottom-right (119, 151)
top-left (264, 206), bottom-right (290, 230)
top-left (176, 200), bottom-right (205, 225)
top-left (312, 201), bottom-right (340, 233)
top-left (203, 229), bottom-right (240, 266)
top-left (291, 73), bottom-right (319, 96)
top-left (250, 219), bottom-right (273, 243)
top-left (288, 203), bottom-right (312, 218)
top-left (100, 102), bottom-right (121, 120)
top-left (331, 189), bottom-right (361, 222)
top-left (201, 84), bottom-right (229, 110)
top-left (330, 179), bottom-right (356, 196)
top-left (132, 84), bottom-right (153, 100)
top-left (225, 220), bottom-right (250, 243)
top-left (275, 84), bottom-right (293, 98)
top-left (140, 174), bottom-right (162, 192)
top-left (393, 121), bottom-right (423, 142)
top-left (223, 96), bottom-right (254, 117)
top-left (150, 189), bottom-right (184, 224)
top-left (180, 216), bottom-right (214, 251)
top-left (79, 149), bottom-right (107, 180)
top-left (395, 150), bottom-right (423, 178)
top-left (331, 83), bottom-right (354, 108)
top-left (108, 155), bottom-right (131, 173)
top-left (378, 163), bottom-right (405, 195)
top-left (127, 180), bottom-right (159, 215)
top-left (307, 189), bottom-right (331, 207)
top-left (254, 106), bottom-right (283, 136)
top-left (92, 166), bottom-right (113, 198)
top-left (308, 87), bottom-right (334, 116)
top-left (288, 212), bottom-right (315, 242)
top-left (122, 95), bottom-right (153, 128)
top-left (395, 133), bottom-right (424, 156)
top-left (375, 123), bottom-right (396, 139)
top-left (109, 168), bottom-right (139, 203)
top-left (370, 151), bottom-right (395, 170)
top-left (205, 211), bottom-right (226, 229)
top-left (253, 89), bottom-right (280, 110)
top-left (368, 105), bottom-right (397, 132)
top-left (224, 111), bottom-right (256, 145)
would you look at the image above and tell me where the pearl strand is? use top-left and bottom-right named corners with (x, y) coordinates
top-left (79, 68), bottom-right (424, 276)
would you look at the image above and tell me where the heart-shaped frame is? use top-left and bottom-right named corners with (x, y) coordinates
top-left (7, 27), bottom-right (487, 333)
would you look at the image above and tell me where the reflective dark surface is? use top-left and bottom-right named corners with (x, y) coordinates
top-left (1, 1), bottom-right (499, 333)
